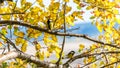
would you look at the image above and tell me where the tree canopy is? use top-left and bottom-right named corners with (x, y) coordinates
top-left (0, 0), bottom-right (120, 68)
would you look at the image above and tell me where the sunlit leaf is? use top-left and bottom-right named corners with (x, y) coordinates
top-left (115, 18), bottom-right (120, 24)
top-left (99, 61), bottom-right (104, 66)
top-left (1, 27), bottom-right (7, 35)
top-left (35, 44), bottom-right (41, 51)
top-left (0, 42), bottom-right (2, 47)
top-left (45, 51), bottom-right (50, 58)
top-left (78, 44), bottom-right (85, 52)
top-left (14, 31), bottom-right (25, 38)
top-left (21, 42), bottom-right (28, 52)
top-left (91, 63), bottom-right (97, 68)
top-left (64, 0), bottom-right (69, 2)
top-left (66, 15), bottom-right (74, 26)
top-left (86, 6), bottom-right (92, 10)
top-left (52, 35), bottom-right (58, 42)
top-left (96, 21), bottom-right (103, 32)
top-left (113, 9), bottom-right (119, 14)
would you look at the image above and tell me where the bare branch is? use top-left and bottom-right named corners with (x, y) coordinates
top-left (0, 20), bottom-right (119, 49)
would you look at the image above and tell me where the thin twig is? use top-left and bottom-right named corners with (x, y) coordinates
top-left (0, 32), bottom-right (21, 52)
top-left (66, 27), bottom-right (80, 32)
top-left (9, 0), bottom-right (19, 39)
top-left (0, 12), bottom-right (24, 15)
top-left (2, 47), bottom-right (6, 54)
top-left (12, 0), bottom-right (18, 12)
top-left (56, 2), bottom-right (67, 66)
top-left (7, 42), bottom-right (10, 52)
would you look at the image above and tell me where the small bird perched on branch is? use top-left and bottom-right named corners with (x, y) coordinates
top-left (63, 51), bottom-right (75, 59)
top-left (0, 0), bottom-right (13, 4)
top-left (47, 19), bottom-right (51, 30)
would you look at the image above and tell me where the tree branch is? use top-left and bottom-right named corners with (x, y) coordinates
top-left (0, 20), bottom-right (119, 49)
top-left (0, 32), bottom-right (21, 51)
top-left (101, 60), bottom-right (120, 68)
top-left (56, 2), bottom-right (67, 66)
top-left (0, 51), bottom-right (57, 68)
top-left (0, 13), bottom-right (24, 15)
top-left (63, 51), bottom-right (120, 67)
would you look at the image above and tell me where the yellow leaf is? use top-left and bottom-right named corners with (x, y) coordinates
top-left (90, 44), bottom-right (97, 50)
top-left (47, 47), bottom-right (53, 53)
top-left (55, 47), bottom-right (61, 53)
top-left (64, 0), bottom-right (69, 2)
top-left (15, 38), bottom-right (24, 46)
top-left (91, 63), bottom-right (97, 68)
top-left (9, 62), bottom-right (14, 68)
top-left (52, 35), bottom-right (58, 42)
top-left (86, 6), bottom-right (92, 10)
top-left (117, 64), bottom-right (120, 68)
top-left (110, 57), bottom-right (117, 63)
top-left (21, 0), bottom-right (26, 5)
top-left (56, 53), bottom-right (60, 58)
top-left (94, 10), bottom-right (100, 17)
top-left (36, 51), bottom-right (44, 60)
top-left (99, 61), bottom-right (104, 66)
top-left (21, 42), bottom-right (28, 52)
top-left (113, 9), bottom-right (119, 14)
top-left (79, 44), bottom-right (85, 52)
top-left (96, 21), bottom-right (103, 32)
top-left (1, 27), bottom-right (7, 35)
top-left (66, 6), bottom-right (72, 13)
top-left (79, 44), bottom-right (85, 50)
top-left (115, 18), bottom-right (120, 24)
top-left (50, 60), bottom-right (57, 63)
top-left (35, 44), bottom-right (41, 51)
top-left (45, 51), bottom-right (50, 58)
top-left (16, 58), bottom-right (23, 64)
top-left (66, 16), bottom-right (74, 26)
top-left (83, 58), bottom-right (87, 64)
top-left (14, 31), bottom-right (25, 37)
top-left (55, 47), bottom-right (61, 58)
top-left (0, 42), bottom-right (2, 47)
top-left (77, 15), bottom-right (84, 20)
top-left (37, 0), bottom-right (44, 7)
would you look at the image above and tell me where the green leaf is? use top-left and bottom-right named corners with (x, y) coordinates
top-left (1, 27), bottom-right (7, 35)
top-left (90, 16), bottom-right (95, 19)
top-left (8, 25), bottom-right (12, 29)
top-left (2, 62), bottom-right (8, 68)
top-left (77, 6), bottom-right (81, 10)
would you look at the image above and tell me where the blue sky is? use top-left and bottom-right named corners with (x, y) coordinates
top-left (69, 23), bottom-right (100, 36)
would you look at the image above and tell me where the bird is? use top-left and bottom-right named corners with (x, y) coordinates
top-left (47, 19), bottom-right (51, 30)
top-left (63, 51), bottom-right (75, 59)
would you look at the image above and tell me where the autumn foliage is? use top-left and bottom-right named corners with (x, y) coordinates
top-left (0, 0), bottom-right (120, 68)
